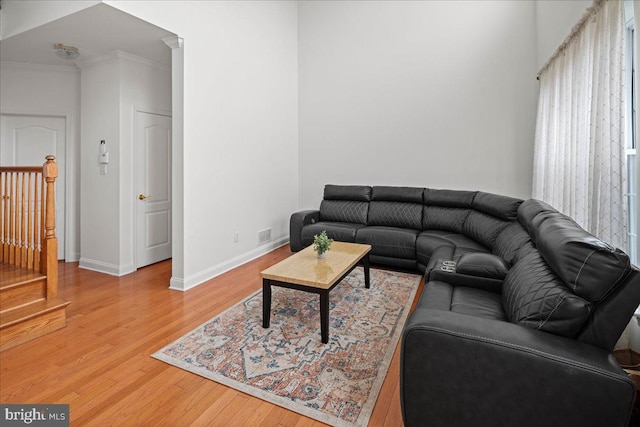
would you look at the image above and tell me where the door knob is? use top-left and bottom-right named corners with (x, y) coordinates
top-left (138, 194), bottom-right (151, 200)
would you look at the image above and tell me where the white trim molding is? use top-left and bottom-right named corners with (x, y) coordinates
top-left (0, 61), bottom-right (79, 73)
top-left (79, 257), bottom-right (135, 277)
top-left (161, 35), bottom-right (183, 50)
top-left (75, 50), bottom-right (169, 71)
top-left (169, 237), bottom-right (289, 292)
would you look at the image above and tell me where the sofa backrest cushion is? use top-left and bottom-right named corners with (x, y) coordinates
top-left (320, 200), bottom-right (369, 224)
top-left (367, 187), bottom-right (423, 229)
top-left (423, 188), bottom-right (476, 208)
top-left (493, 222), bottom-right (532, 265)
top-left (422, 189), bottom-right (475, 232)
top-left (472, 192), bottom-right (522, 221)
top-left (502, 252), bottom-right (592, 338)
top-left (533, 212), bottom-right (631, 302)
top-left (371, 186), bottom-right (423, 203)
top-left (513, 241), bottom-right (537, 264)
top-left (324, 184), bottom-right (371, 202)
top-left (319, 185), bottom-right (371, 224)
top-left (423, 206), bottom-right (470, 233)
top-left (462, 211), bottom-right (510, 250)
top-left (368, 202), bottom-right (423, 229)
top-left (517, 199), bottom-right (556, 239)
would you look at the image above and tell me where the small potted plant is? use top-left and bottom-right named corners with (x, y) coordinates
top-left (313, 230), bottom-right (333, 258)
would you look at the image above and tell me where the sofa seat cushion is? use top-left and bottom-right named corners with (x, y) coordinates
top-left (370, 255), bottom-right (418, 271)
top-left (422, 231), bottom-right (489, 252)
top-left (356, 226), bottom-right (419, 259)
top-left (301, 222), bottom-right (366, 247)
top-left (502, 252), bottom-right (592, 338)
top-left (416, 231), bottom-right (489, 266)
top-left (419, 281), bottom-right (507, 321)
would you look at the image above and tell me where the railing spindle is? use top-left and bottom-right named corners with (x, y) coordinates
top-left (10, 172), bottom-right (16, 265)
top-left (0, 173), bottom-right (9, 262)
top-left (21, 171), bottom-right (27, 267)
top-left (0, 164), bottom-right (50, 272)
top-left (35, 176), bottom-right (41, 272)
top-left (27, 172), bottom-right (34, 270)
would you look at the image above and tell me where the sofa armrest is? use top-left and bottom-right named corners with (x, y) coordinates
top-left (400, 308), bottom-right (635, 427)
top-left (456, 252), bottom-right (509, 279)
top-left (289, 210), bottom-right (320, 252)
top-left (430, 252), bottom-right (508, 293)
top-left (424, 245), bottom-right (455, 279)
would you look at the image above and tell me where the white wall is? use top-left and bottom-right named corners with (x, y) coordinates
top-left (104, 1), bottom-right (299, 289)
top-left (78, 55), bottom-right (121, 273)
top-left (535, 0), bottom-right (591, 70)
top-left (1, 0), bottom-right (592, 291)
top-left (297, 1), bottom-right (538, 209)
top-left (0, 61), bottom-right (81, 261)
top-left (78, 52), bottom-right (171, 275)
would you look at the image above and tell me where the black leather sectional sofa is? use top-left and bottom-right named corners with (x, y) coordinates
top-left (289, 184), bottom-right (640, 426)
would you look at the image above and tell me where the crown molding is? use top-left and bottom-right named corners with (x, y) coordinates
top-left (162, 36), bottom-right (183, 50)
top-left (0, 61), bottom-right (79, 73)
top-left (74, 50), bottom-right (169, 71)
top-left (115, 50), bottom-right (170, 71)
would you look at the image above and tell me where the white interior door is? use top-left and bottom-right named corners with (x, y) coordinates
top-left (0, 115), bottom-right (66, 260)
top-left (135, 112), bottom-right (172, 268)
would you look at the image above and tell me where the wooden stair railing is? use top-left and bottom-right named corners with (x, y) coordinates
top-left (0, 156), bottom-right (69, 351)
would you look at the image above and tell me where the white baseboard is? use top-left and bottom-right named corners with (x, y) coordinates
top-left (79, 257), bottom-right (135, 277)
top-left (169, 237), bottom-right (289, 292)
top-left (66, 251), bottom-right (81, 263)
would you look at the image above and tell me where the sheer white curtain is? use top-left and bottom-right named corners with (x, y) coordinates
top-left (533, 0), bottom-right (627, 249)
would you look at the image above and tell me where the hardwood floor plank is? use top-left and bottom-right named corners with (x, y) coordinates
top-left (208, 393), bottom-right (254, 426)
top-left (69, 363), bottom-right (171, 422)
top-left (242, 400), bottom-right (279, 426)
top-left (164, 380), bottom-right (225, 425)
top-left (0, 247), bottom-right (417, 426)
top-left (191, 388), bottom-right (239, 425)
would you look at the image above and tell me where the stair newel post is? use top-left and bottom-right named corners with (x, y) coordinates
top-left (42, 156), bottom-right (58, 298)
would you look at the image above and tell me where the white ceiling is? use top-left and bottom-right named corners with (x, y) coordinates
top-left (0, 3), bottom-right (174, 68)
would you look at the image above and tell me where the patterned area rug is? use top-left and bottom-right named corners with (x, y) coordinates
top-left (152, 268), bottom-right (420, 427)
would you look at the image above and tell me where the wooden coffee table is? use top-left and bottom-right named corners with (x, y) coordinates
top-left (261, 242), bottom-right (372, 344)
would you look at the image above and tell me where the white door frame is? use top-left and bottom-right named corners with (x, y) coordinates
top-left (133, 106), bottom-right (172, 270)
top-left (0, 110), bottom-right (75, 261)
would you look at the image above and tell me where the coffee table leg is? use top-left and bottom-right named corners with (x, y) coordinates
top-left (263, 279), bottom-right (271, 328)
top-left (320, 290), bottom-right (329, 344)
top-left (363, 254), bottom-right (370, 289)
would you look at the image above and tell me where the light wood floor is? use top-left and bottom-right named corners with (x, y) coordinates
top-left (0, 245), bottom-right (423, 426)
